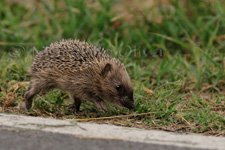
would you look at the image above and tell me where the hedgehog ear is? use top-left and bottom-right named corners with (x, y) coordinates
top-left (101, 63), bottom-right (112, 77)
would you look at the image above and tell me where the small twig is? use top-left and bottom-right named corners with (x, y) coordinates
top-left (67, 112), bottom-right (157, 121)
top-left (181, 116), bottom-right (192, 126)
top-left (210, 107), bottom-right (225, 110)
top-left (68, 106), bottom-right (225, 122)
top-left (215, 35), bottom-right (225, 40)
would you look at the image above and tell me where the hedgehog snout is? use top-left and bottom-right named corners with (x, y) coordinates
top-left (120, 95), bottom-right (135, 110)
top-left (123, 100), bottom-right (135, 110)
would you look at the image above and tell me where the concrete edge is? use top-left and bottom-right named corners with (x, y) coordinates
top-left (0, 113), bottom-right (225, 150)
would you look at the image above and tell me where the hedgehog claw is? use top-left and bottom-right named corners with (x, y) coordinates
top-left (94, 101), bottom-right (108, 111)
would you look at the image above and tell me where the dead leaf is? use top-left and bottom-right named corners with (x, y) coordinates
top-left (143, 87), bottom-right (154, 98)
top-left (4, 92), bottom-right (15, 107)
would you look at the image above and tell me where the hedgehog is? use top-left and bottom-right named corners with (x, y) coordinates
top-left (24, 39), bottom-right (134, 112)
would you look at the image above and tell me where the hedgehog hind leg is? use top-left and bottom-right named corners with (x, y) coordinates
top-left (25, 79), bottom-right (52, 110)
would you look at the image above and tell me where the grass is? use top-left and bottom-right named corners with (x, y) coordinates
top-left (0, 0), bottom-right (225, 136)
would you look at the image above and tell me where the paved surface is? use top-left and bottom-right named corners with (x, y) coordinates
top-left (0, 127), bottom-right (198, 150)
top-left (0, 113), bottom-right (225, 150)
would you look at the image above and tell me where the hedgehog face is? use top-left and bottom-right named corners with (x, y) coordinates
top-left (114, 84), bottom-right (134, 109)
top-left (100, 63), bottom-right (134, 110)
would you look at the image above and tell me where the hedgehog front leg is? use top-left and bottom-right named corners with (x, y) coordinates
top-left (69, 96), bottom-right (81, 113)
top-left (94, 100), bottom-right (108, 111)
top-left (88, 96), bottom-right (108, 111)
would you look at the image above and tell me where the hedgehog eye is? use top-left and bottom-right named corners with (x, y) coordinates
top-left (116, 85), bottom-right (123, 92)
